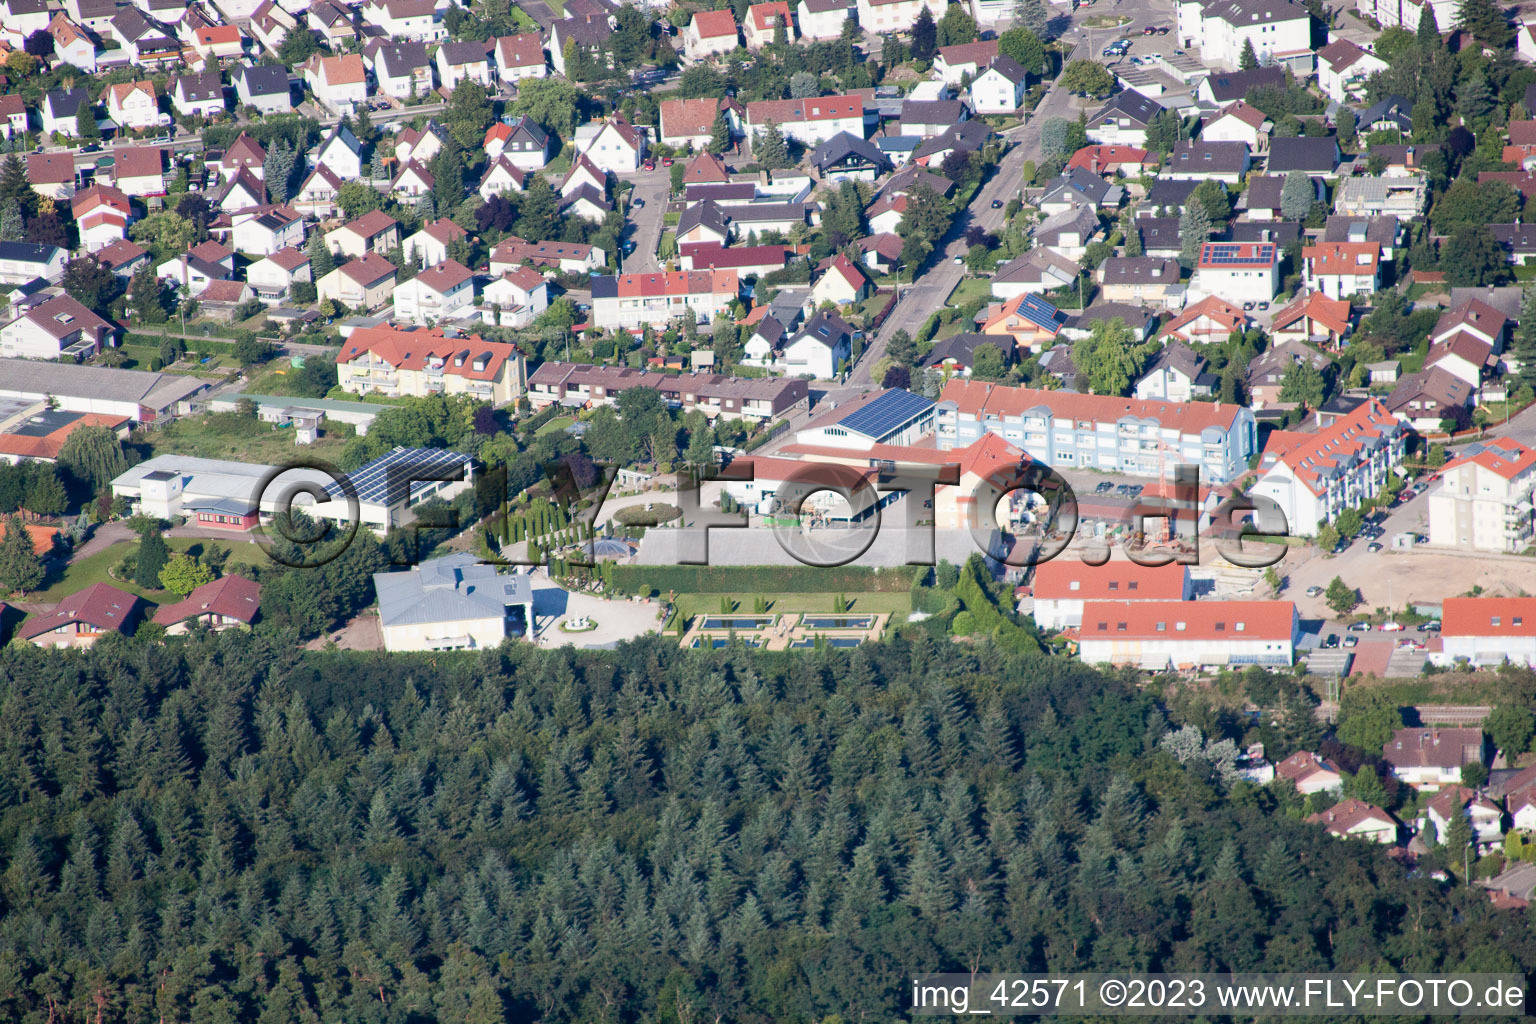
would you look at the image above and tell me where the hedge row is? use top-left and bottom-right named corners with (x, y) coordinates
top-left (608, 564), bottom-right (917, 596)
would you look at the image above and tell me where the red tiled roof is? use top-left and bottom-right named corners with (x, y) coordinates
top-left (937, 379), bottom-right (1249, 436)
top-left (1066, 145), bottom-right (1148, 172)
top-left (747, 94), bottom-right (862, 125)
top-left (691, 8), bottom-right (738, 37)
top-left (496, 31), bottom-right (545, 67)
top-left (20, 582), bottom-right (140, 639)
top-left (265, 246), bottom-right (311, 271)
top-left (338, 252), bottom-right (397, 285)
top-left (613, 269), bottom-right (738, 297)
top-left (1303, 241), bottom-right (1379, 276)
top-left (27, 152), bottom-right (75, 185)
top-left (1160, 295), bottom-right (1248, 339)
top-left (0, 412), bottom-right (128, 461)
top-left (340, 325), bottom-right (520, 380)
top-left (1441, 437), bottom-right (1536, 481)
top-left (1271, 290), bottom-right (1351, 335)
top-left (1078, 599), bottom-right (1295, 641)
top-left (412, 258), bottom-right (474, 292)
top-left (1030, 560), bottom-right (1188, 601)
top-left (152, 574), bottom-right (262, 626)
top-left (1258, 398), bottom-right (1398, 496)
top-left (1306, 798), bottom-right (1395, 836)
top-left (1383, 727), bottom-right (1484, 770)
top-left (344, 209), bottom-right (399, 239)
top-left (1442, 597), bottom-right (1536, 637)
top-left (1275, 750), bottom-right (1340, 785)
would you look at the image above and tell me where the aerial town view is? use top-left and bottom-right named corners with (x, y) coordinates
top-left (7, 0), bottom-right (1536, 1012)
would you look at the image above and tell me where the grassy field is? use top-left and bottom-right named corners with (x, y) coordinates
top-left (947, 277), bottom-right (993, 309)
top-left (33, 537), bottom-right (269, 602)
top-left (536, 415), bottom-right (575, 436)
top-left (674, 592), bottom-right (912, 616)
top-left (142, 410), bottom-right (354, 464)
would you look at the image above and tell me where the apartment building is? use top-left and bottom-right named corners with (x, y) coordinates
top-left (1174, 0), bottom-right (1311, 70)
top-left (935, 379), bottom-right (1258, 485)
top-left (1077, 599), bottom-right (1300, 670)
top-left (337, 326), bottom-right (526, 406)
top-left (1193, 241), bottom-right (1279, 307)
top-left (1249, 398), bottom-right (1405, 537)
top-left (526, 362), bottom-right (808, 422)
top-left (855, 0), bottom-right (944, 33)
top-left (590, 269), bottom-right (739, 330)
top-left (1028, 560), bottom-right (1192, 630)
top-left (1427, 438), bottom-right (1536, 552)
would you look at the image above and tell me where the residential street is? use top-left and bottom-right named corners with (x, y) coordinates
top-left (623, 167), bottom-right (674, 273)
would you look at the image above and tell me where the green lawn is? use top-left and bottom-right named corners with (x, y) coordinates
top-left (675, 592), bottom-right (912, 616)
top-left (947, 277), bottom-right (993, 308)
top-left (32, 537), bottom-right (269, 602)
top-left (535, 415), bottom-right (575, 436)
top-left (142, 410), bottom-right (355, 464)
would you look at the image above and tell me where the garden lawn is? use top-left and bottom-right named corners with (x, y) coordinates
top-left (33, 537), bottom-right (269, 602)
top-left (947, 277), bottom-right (993, 309)
top-left (535, 415), bottom-right (575, 436)
top-left (143, 411), bottom-right (354, 464)
top-left (673, 592), bottom-right (912, 616)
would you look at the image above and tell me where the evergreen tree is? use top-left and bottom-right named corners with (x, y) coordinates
top-left (134, 526), bottom-right (169, 590)
top-left (1012, 0), bottom-right (1048, 38)
top-left (1178, 202), bottom-right (1212, 266)
top-left (128, 262), bottom-right (168, 324)
top-left (1518, 282), bottom-right (1536, 392)
top-left (1280, 169), bottom-right (1314, 220)
top-left (76, 99), bottom-right (100, 142)
top-left (755, 120), bottom-right (790, 170)
top-left (0, 152), bottom-right (34, 217)
top-left (1239, 37), bottom-right (1258, 69)
top-left (1416, 2), bottom-right (1440, 44)
top-left (264, 142), bottom-right (297, 203)
top-left (0, 515), bottom-right (42, 594)
top-left (1123, 218), bottom-right (1142, 256)
top-left (307, 231), bottom-right (336, 278)
top-left (22, 468), bottom-right (65, 517)
top-left (709, 111), bottom-right (731, 154)
top-left (911, 5), bottom-right (937, 60)
top-left (1144, 109), bottom-right (1181, 155)
top-left (0, 197), bottom-right (22, 241)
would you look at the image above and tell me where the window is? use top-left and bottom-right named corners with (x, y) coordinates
top-left (1116, 622), bottom-right (1127, 631)
top-left (1068, 581), bottom-right (1080, 591)
top-left (1108, 581), bottom-right (1119, 591)
top-left (1493, 617), bottom-right (1502, 626)
top-left (1155, 622), bottom-right (1166, 631)
top-left (1215, 622), bottom-right (1226, 631)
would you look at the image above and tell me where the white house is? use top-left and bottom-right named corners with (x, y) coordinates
top-left (1428, 437), bottom-right (1536, 553)
top-left (1077, 599), bottom-right (1299, 670)
top-left (375, 553), bottom-right (533, 651)
top-left (317, 252), bottom-right (398, 310)
top-left (402, 218), bottom-right (468, 268)
top-left (301, 53), bottom-right (368, 116)
top-left (0, 294), bottom-right (114, 361)
top-left (969, 56), bottom-right (1028, 115)
top-left (41, 88), bottom-right (91, 136)
top-left (231, 205), bottom-right (305, 256)
top-left (231, 64), bottom-right (292, 114)
top-left (1251, 398), bottom-right (1405, 537)
top-left (392, 259), bottom-right (475, 324)
top-left (436, 40), bottom-right (492, 90)
top-left (486, 116), bottom-right (550, 170)
top-left (1175, 0), bottom-right (1311, 70)
top-left (246, 246), bottom-right (312, 304)
top-left (169, 71), bottom-right (225, 119)
top-left (293, 164), bottom-right (344, 219)
top-left (1382, 727), bottom-right (1486, 792)
top-left (685, 8), bottom-right (738, 59)
top-left (1306, 800), bottom-right (1399, 844)
top-left (1423, 786), bottom-right (1505, 849)
top-left (71, 184), bottom-right (132, 253)
top-left (1028, 560), bottom-right (1192, 631)
top-left (493, 32), bottom-right (547, 82)
top-left (365, 40), bottom-right (433, 99)
top-left (1193, 241), bottom-right (1278, 307)
top-left (778, 311), bottom-right (852, 378)
top-left (1275, 751), bottom-right (1344, 794)
top-left (481, 266), bottom-right (549, 327)
top-left (1302, 241), bottom-right (1380, 301)
top-left (855, 0), bottom-right (944, 33)
top-left (1315, 37), bottom-right (1386, 103)
top-left (575, 117), bottom-right (646, 174)
top-left (104, 80), bottom-right (160, 132)
top-left (796, 0), bottom-right (850, 37)
top-left (313, 123), bottom-right (363, 180)
top-left (1438, 597), bottom-right (1536, 668)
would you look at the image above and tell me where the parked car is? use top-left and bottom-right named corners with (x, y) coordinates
top-left (642, 160), bottom-right (655, 170)
top-left (1380, 621), bottom-right (1404, 632)
top-left (1322, 633), bottom-right (1339, 649)
top-left (1344, 635), bottom-right (1359, 647)
top-left (1095, 481), bottom-right (1114, 493)
top-left (1143, 24), bottom-right (1157, 33)
top-left (1258, 301), bottom-right (1269, 310)
top-left (1366, 542), bottom-right (1382, 552)
top-left (1417, 621), bottom-right (1441, 632)
top-left (661, 157), bottom-right (673, 166)
top-left (1305, 585), bottom-right (1323, 597)
top-left (1243, 301), bottom-right (1255, 310)
top-left (1347, 622), bottom-right (1373, 632)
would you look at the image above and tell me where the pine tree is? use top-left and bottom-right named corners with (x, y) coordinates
top-left (1417, 2), bottom-right (1441, 44)
top-left (0, 515), bottom-right (42, 594)
top-left (264, 142), bottom-right (297, 203)
top-left (755, 119), bottom-right (790, 169)
top-left (1012, 0), bottom-right (1048, 38)
top-left (1123, 217), bottom-right (1143, 256)
top-left (76, 99), bottom-right (100, 141)
top-left (134, 527), bottom-right (168, 590)
top-left (1238, 37), bottom-right (1258, 69)
top-left (0, 152), bottom-right (33, 217)
top-left (1516, 282), bottom-right (1536, 392)
top-left (0, 197), bottom-right (22, 241)
top-left (708, 110), bottom-right (731, 154)
top-left (307, 231), bottom-right (335, 278)
top-left (1179, 202), bottom-right (1212, 266)
top-left (1280, 169), bottom-right (1313, 220)
top-left (911, 5), bottom-right (937, 60)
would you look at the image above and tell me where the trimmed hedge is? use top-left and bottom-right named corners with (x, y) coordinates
top-left (608, 564), bottom-right (917, 596)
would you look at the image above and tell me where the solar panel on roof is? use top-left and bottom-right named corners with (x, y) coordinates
top-left (328, 446), bottom-right (470, 506)
top-left (837, 389), bottom-right (935, 439)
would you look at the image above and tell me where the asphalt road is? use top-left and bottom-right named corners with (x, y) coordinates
top-left (623, 166), bottom-right (675, 273)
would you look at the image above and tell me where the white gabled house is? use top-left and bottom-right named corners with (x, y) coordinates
top-left (481, 265), bottom-right (549, 327)
top-left (314, 123), bottom-right (363, 180)
top-left (402, 217), bottom-right (468, 268)
top-left (574, 116), bottom-right (646, 175)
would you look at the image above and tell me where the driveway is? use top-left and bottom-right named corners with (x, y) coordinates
top-left (623, 167), bottom-right (673, 272)
top-left (530, 570), bottom-right (665, 647)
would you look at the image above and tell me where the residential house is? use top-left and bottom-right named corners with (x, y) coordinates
top-left (326, 210), bottom-right (400, 258)
top-left (1246, 340), bottom-right (1330, 407)
top-left (1270, 291), bottom-right (1352, 348)
top-left (493, 32), bottom-right (546, 82)
top-left (1037, 165), bottom-right (1124, 216)
top-left (402, 218), bottom-right (468, 268)
top-left (313, 123), bottom-right (362, 179)
top-left (1268, 135), bottom-right (1341, 176)
top-left (1423, 786), bottom-right (1505, 850)
top-left (1077, 599), bottom-right (1300, 670)
top-left (1133, 341), bottom-right (1215, 402)
top-left (1163, 139), bottom-right (1251, 183)
top-left (1193, 241), bottom-right (1278, 306)
top-left (685, 8), bottom-right (738, 59)
top-left (659, 96), bottom-right (739, 150)
top-left (111, 146), bottom-right (166, 198)
top-left (855, 0), bottom-right (944, 34)
top-left (486, 115), bottom-right (550, 169)
top-left (170, 71), bottom-right (225, 119)
top-left (198, 280), bottom-right (256, 321)
top-left (95, 239), bottom-right (150, 277)
top-left (1085, 89), bottom-right (1164, 147)
top-left (796, 0), bottom-right (850, 38)
top-left (361, 0), bottom-right (444, 41)
top-left (71, 184), bottom-right (131, 252)
top-left (745, 94), bottom-right (863, 146)
top-left (48, 12), bottom-right (97, 72)
top-left (301, 53), bottom-right (368, 116)
top-left (185, 18), bottom-right (243, 63)
top-left (575, 116), bottom-right (646, 174)
top-left (548, 15), bottom-right (612, 77)
top-left (220, 131), bottom-right (266, 180)
top-left (990, 248), bottom-right (1079, 299)
top-left (153, 575), bottom-right (262, 634)
top-left (1176, 0), bottom-right (1310, 70)
top-left (1097, 256), bottom-right (1182, 308)
top-left (65, 0), bottom-right (116, 31)
top-left (1302, 241), bottom-right (1380, 300)
top-left (490, 239), bottom-right (605, 274)
top-left (777, 310), bottom-right (853, 378)
top-left (969, 54), bottom-right (1028, 114)
top-left (232, 64), bottom-right (292, 114)
top-left (722, 201), bottom-right (807, 241)
top-left (810, 131), bottom-right (890, 182)
top-left (1202, 99), bottom-right (1269, 149)
top-left (20, 582), bottom-right (141, 649)
top-left (744, 0), bottom-right (794, 47)
top-left (104, 80), bottom-right (159, 132)
top-left (1437, 597), bottom-right (1536, 667)
top-left (978, 292), bottom-right (1067, 352)
top-left (676, 201), bottom-right (730, 248)
top-left (337, 325), bottom-right (527, 405)
top-left (27, 154), bottom-right (76, 201)
top-left (0, 294), bottom-right (114, 360)
top-left (0, 96), bottom-right (25, 142)
top-left (436, 39), bottom-right (492, 90)
top-left (1276, 751), bottom-right (1344, 793)
top-left (1335, 175), bottom-right (1427, 217)
top-left (390, 160), bottom-right (434, 202)
top-left (810, 254), bottom-right (870, 306)
top-left (248, 0), bottom-right (293, 55)
top-left (366, 40), bottom-right (433, 99)
top-left (934, 39), bottom-right (998, 84)
top-left (1197, 66), bottom-right (1286, 104)
top-left (246, 246), bottom-right (312, 304)
top-left (1030, 204), bottom-right (1101, 262)
top-left (1386, 366), bottom-right (1474, 431)
top-left (317, 252), bottom-right (398, 309)
top-left (231, 205), bottom-right (304, 256)
top-left (916, 332), bottom-right (1016, 378)
top-left (1316, 37), bottom-right (1386, 102)
top-left (481, 266), bottom-right (549, 327)
top-left (1360, 94), bottom-right (1413, 133)
top-left (590, 269), bottom-right (739, 330)
top-left (1382, 727), bottom-right (1487, 791)
top-left (0, 242), bottom-right (65, 285)
top-left (108, 7), bottom-right (179, 64)
top-left (1427, 437), bottom-right (1536, 553)
top-left (1306, 800), bottom-right (1399, 843)
top-left (293, 165), bottom-right (344, 219)
top-left (1067, 144), bottom-right (1149, 178)
top-left (900, 99), bottom-right (968, 138)
top-left (559, 184), bottom-right (610, 223)
top-left (375, 553), bottom-right (533, 651)
top-left (393, 258), bottom-right (476, 324)
top-left (478, 156), bottom-right (530, 200)
top-left (1134, 217), bottom-right (1182, 259)
top-left (1250, 398), bottom-right (1406, 536)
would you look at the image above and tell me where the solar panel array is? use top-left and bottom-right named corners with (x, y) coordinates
top-left (329, 446), bottom-right (471, 506)
top-left (1019, 293), bottom-right (1065, 330)
top-left (838, 389), bottom-right (935, 439)
top-left (1201, 243), bottom-right (1275, 264)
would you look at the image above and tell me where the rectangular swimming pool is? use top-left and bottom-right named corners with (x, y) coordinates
top-left (698, 615), bottom-right (776, 629)
top-left (693, 637), bottom-right (763, 648)
top-left (790, 636), bottom-right (864, 648)
top-left (799, 615), bottom-right (873, 629)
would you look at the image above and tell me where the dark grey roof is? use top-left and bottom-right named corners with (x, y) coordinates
top-left (1134, 216), bottom-right (1180, 251)
top-left (1065, 301), bottom-right (1155, 332)
top-left (900, 99), bottom-right (966, 125)
top-left (551, 15), bottom-right (611, 45)
top-left (1201, 66), bottom-right (1284, 103)
top-left (1267, 136), bottom-right (1340, 173)
top-left (1204, 0), bottom-right (1309, 26)
top-left (1140, 339), bottom-right (1210, 383)
top-left (174, 71), bottom-right (224, 103)
top-left (1167, 139), bottom-right (1250, 174)
top-left (810, 131), bottom-right (890, 172)
top-left (985, 54), bottom-right (1028, 85)
top-left (1245, 174), bottom-right (1285, 210)
top-left (1229, 220), bottom-right (1302, 245)
top-left (799, 0), bottom-right (850, 11)
top-left (1032, 204), bottom-right (1098, 245)
top-left (439, 39), bottom-right (490, 64)
top-left (45, 88), bottom-right (89, 117)
top-left (677, 199), bottom-right (729, 238)
top-left (374, 40), bottom-right (431, 75)
top-left (880, 163), bottom-right (954, 198)
top-left (0, 241), bottom-right (61, 264)
top-left (1324, 215), bottom-right (1400, 248)
top-left (722, 202), bottom-right (805, 223)
top-left (1100, 256), bottom-right (1179, 285)
top-left (913, 119), bottom-right (990, 160)
top-left (1088, 89), bottom-right (1162, 129)
top-left (1144, 178), bottom-right (1199, 209)
top-left (919, 332), bottom-right (1014, 369)
top-left (1248, 340), bottom-right (1330, 386)
top-left (1361, 95), bottom-right (1412, 130)
top-left (558, 183), bottom-right (611, 213)
top-left (506, 115), bottom-right (550, 149)
top-left (233, 64), bottom-right (290, 97)
top-left (791, 310), bottom-right (853, 349)
top-left (1040, 164), bottom-right (1121, 206)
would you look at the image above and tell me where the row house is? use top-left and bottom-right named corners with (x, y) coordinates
top-left (526, 361), bottom-right (808, 423)
top-left (745, 94), bottom-right (863, 146)
top-left (1077, 599), bottom-right (1300, 670)
top-left (1028, 560), bottom-right (1191, 631)
top-left (1249, 398), bottom-right (1405, 537)
top-left (1437, 597), bottom-right (1536, 668)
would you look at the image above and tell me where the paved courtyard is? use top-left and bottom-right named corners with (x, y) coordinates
top-left (530, 570), bottom-right (665, 649)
